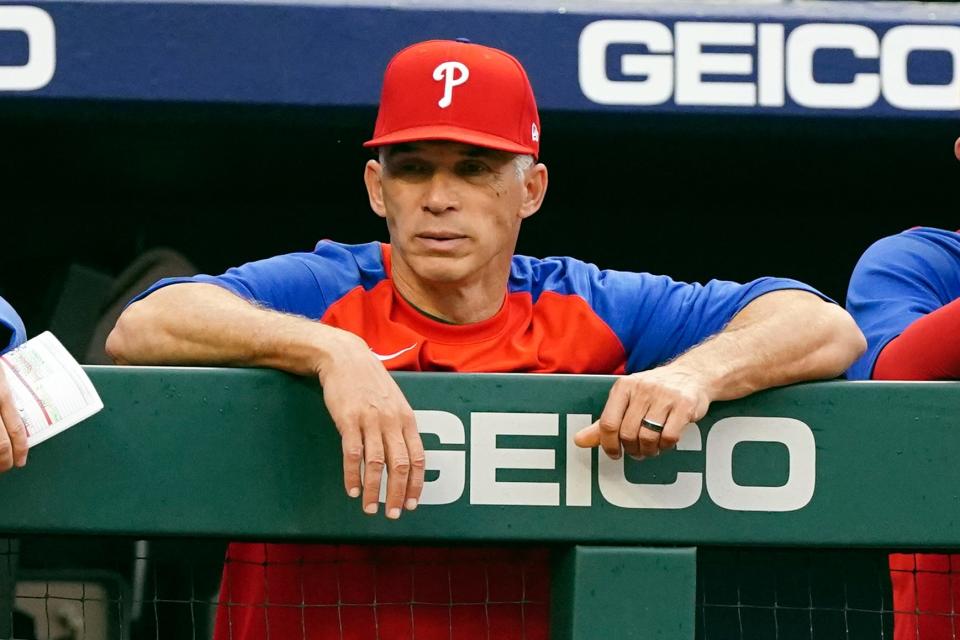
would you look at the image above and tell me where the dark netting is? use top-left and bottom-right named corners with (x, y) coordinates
top-left (7, 539), bottom-right (960, 640)
top-left (698, 548), bottom-right (897, 640)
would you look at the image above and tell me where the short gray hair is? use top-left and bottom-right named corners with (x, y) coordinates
top-left (512, 154), bottom-right (535, 178)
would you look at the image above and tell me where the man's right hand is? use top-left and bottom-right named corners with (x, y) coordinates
top-left (108, 283), bottom-right (425, 519)
top-left (0, 364), bottom-right (28, 473)
top-left (317, 332), bottom-right (424, 520)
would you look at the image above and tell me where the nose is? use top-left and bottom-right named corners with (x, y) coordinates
top-left (422, 169), bottom-right (459, 214)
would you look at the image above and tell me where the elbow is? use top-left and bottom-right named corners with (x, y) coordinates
top-left (823, 305), bottom-right (867, 374)
top-left (106, 302), bottom-right (151, 365)
top-left (104, 325), bottom-right (129, 365)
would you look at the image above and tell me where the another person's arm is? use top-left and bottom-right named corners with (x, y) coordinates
top-left (576, 282), bottom-right (865, 459)
top-left (108, 279), bottom-right (424, 521)
top-left (0, 296), bottom-right (28, 473)
top-left (846, 228), bottom-right (960, 382)
top-left (872, 298), bottom-right (960, 380)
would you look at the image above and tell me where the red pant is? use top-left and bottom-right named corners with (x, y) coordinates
top-left (891, 553), bottom-right (960, 640)
top-left (214, 543), bottom-right (550, 640)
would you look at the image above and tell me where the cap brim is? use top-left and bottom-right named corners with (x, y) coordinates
top-left (364, 125), bottom-right (536, 157)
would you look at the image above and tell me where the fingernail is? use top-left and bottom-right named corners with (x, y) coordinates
top-left (629, 455), bottom-right (646, 461)
top-left (348, 487), bottom-right (360, 498)
top-left (364, 503), bottom-right (378, 515)
top-left (405, 498), bottom-right (418, 511)
top-left (387, 508), bottom-right (401, 520)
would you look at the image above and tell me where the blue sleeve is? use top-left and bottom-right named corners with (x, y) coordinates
top-left (0, 296), bottom-right (27, 354)
top-left (522, 256), bottom-right (831, 374)
top-left (129, 241), bottom-right (385, 320)
top-left (593, 272), bottom-right (831, 373)
top-left (846, 229), bottom-right (960, 380)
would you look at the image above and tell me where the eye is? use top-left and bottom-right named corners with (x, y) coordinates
top-left (458, 160), bottom-right (490, 176)
top-left (394, 161), bottom-right (428, 175)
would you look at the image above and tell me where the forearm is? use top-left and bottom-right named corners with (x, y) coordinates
top-left (666, 291), bottom-right (866, 401)
top-left (106, 283), bottom-right (359, 377)
top-left (873, 297), bottom-right (960, 380)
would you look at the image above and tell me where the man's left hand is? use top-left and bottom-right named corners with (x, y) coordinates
top-left (573, 365), bottom-right (711, 459)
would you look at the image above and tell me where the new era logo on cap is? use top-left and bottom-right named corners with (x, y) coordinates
top-left (365, 40), bottom-right (541, 158)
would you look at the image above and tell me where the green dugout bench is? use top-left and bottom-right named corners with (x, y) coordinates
top-left (0, 368), bottom-right (957, 639)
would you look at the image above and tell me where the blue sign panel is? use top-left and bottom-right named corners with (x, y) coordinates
top-left (0, 1), bottom-right (957, 118)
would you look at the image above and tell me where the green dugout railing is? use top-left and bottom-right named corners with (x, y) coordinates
top-left (1, 368), bottom-right (958, 639)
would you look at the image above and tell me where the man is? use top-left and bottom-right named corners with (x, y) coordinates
top-left (846, 139), bottom-right (960, 640)
top-left (108, 39), bottom-right (865, 640)
top-left (0, 295), bottom-right (27, 474)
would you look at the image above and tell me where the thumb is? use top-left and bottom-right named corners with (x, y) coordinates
top-left (573, 421), bottom-right (601, 448)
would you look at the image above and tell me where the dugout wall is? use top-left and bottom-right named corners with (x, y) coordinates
top-left (3, 368), bottom-right (958, 638)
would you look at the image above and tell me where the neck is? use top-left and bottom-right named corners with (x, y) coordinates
top-left (391, 258), bottom-right (510, 325)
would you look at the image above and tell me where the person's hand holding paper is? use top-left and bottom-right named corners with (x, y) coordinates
top-left (0, 296), bottom-right (28, 473)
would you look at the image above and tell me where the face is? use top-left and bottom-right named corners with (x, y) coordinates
top-left (364, 141), bottom-right (548, 288)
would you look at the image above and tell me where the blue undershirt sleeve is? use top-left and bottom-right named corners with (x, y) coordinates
top-left (587, 268), bottom-right (830, 373)
top-left (0, 296), bottom-right (27, 354)
top-left (129, 242), bottom-right (375, 320)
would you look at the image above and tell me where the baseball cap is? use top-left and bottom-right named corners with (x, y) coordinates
top-left (365, 39), bottom-right (541, 158)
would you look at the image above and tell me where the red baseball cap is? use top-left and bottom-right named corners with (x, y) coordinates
top-left (365, 39), bottom-right (541, 158)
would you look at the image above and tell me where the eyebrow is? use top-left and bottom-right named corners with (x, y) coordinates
top-left (385, 143), bottom-right (502, 159)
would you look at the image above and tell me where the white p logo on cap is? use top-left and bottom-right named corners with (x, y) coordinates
top-left (433, 61), bottom-right (469, 108)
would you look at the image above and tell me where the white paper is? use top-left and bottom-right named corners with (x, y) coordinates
top-left (0, 331), bottom-right (104, 447)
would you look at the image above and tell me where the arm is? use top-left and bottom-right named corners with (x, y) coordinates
top-left (873, 297), bottom-right (960, 380)
top-left (0, 296), bottom-right (28, 473)
top-left (845, 228), bottom-right (960, 380)
top-left (108, 283), bottom-right (425, 519)
top-left (575, 290), bottom-right (865, 459)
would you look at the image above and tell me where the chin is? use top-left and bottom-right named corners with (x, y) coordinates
top-left (409, 255), bottom-right (471, 284)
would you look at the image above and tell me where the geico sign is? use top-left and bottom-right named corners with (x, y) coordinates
top-left (579, 20), bottom-right (960, 110)
top-left (390, 411), bottom-right (815, 512)
top-left (0, 6), bottom-right (55, 91)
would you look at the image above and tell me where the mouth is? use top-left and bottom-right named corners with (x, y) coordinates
top-left (415, 232), bottom-right (468, 251)
top-left (418, 231), bottom-right (467, 241)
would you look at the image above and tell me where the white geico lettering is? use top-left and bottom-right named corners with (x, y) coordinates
top-left (377, 410), bottom-right (817, 512)
top-left (579, 19), bottom-right (960, 111)
top-left (0, 6), bottom-right (55, 91)
top-left (433, 61), bottom-right (469, 108)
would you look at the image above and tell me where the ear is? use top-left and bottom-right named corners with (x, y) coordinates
top-left (518, 163), bottom-right (549, 220)
top-left (954, 136), bottom-right (960, 162)
top-left (364, 159), bottom-right (387, 219)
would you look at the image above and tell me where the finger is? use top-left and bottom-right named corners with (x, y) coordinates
top-left (382, 423), bottom-right (410, 520)
top-left (619, 396), bottom-right (651, 459)
top-left (361, 424), bottom-right (386, 516)
top-left (637, 407), bottom-right (669, 458)
top-left (339, 422), bottom-right (363, 499)
top-left (0, 415), bottom-right (12, 473)
top-left (573, 423), bottom-right (600, 448)
top-left (0, 402), bottom-right (27, 468)
top-left (658, 409), bottom-right (691, 452)
top-left (402, 413), bottom-right (425, 511)
top-left (0, 375), bottom-right (24, 471)
top-left (598, 382), bottom-right (630, 459)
